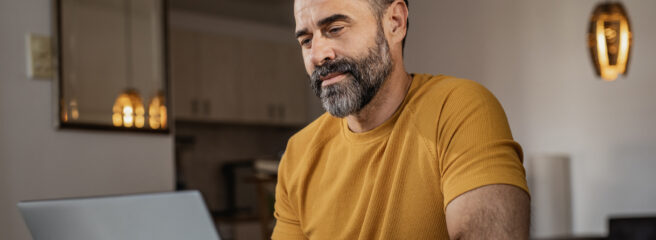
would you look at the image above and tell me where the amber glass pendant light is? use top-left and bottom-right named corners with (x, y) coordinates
top-left (113, 89), bottom-right (145, 128)
top-left (587, 2), bottom-right (632, 81)
top-left (148, 91), bottom-right (167, 129)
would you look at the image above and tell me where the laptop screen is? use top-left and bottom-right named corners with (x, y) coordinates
top-left (17, 190), bottom-right (221, 240)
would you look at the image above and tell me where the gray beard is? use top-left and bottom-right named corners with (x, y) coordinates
top-left (309, 28), bottom-right (393, 118)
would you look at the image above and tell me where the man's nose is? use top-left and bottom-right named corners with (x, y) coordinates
top-left (310, 37), bottom-right (335, 67)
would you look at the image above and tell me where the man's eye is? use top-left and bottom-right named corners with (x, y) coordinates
top-left (300, 38), bottom-right (311, 46)
top-left (328, 26), bottom-right (343, 34)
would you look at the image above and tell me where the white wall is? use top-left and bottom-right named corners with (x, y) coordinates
top-left (0, 1), bottom-right (174, 239)
top-left (406, 0), bottom-right (656, 236)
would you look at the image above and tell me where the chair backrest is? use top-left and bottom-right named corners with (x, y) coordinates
top-left (608, 216), bottom-right (656, 240)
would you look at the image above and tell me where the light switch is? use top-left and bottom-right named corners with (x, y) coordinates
top-left (26, 34), bottom-right (54, 79)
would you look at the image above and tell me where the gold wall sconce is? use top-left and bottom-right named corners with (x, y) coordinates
top-left (587, 2), bottom-right (632, 82)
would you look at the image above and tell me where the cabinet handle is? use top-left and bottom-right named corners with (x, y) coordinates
top-left (203, 100), bottom-right (211, 116)
top-left (267, 104), bottom-right (276, 119)
top-left (278, 104), bottom-right (286, 120)
top-left (191, 99), bottom-right (199, 115)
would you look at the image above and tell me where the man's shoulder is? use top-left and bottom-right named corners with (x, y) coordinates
top-left (408, 73), bottom-right (492, 112)
top-left (286, 112), bottom-right (341, 152)
top-left (411, 74), bottom-right (488, 99)
top-left (279, 113), bottom-right (340, 177)
top-left (403, 74), bottom-right (500, 139)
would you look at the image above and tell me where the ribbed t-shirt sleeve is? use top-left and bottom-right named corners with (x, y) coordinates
top-left (436, 80), bottom-right (529, 210)
top-left (272, 151), bottom-right (307, 240)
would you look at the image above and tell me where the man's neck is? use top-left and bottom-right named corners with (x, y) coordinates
top-left (346, 69), bottom-right (413, 133)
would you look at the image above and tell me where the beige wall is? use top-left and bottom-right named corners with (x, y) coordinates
top-left (405, 0), bottom-right (656, 236)
top-left (0, 1), bottom-right (174, 239)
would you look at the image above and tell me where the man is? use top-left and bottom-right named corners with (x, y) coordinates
top-left (272, 0), bottom-right (530, 239)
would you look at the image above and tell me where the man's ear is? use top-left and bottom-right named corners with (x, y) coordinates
top-left (384, 0), bottom-right (408, 46)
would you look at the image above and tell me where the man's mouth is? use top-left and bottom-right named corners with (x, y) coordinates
top-left (320, 72), bottom-right (347, 87)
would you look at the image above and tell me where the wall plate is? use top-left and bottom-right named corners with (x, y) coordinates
top-left (26, 34), bottom-right (54, 79)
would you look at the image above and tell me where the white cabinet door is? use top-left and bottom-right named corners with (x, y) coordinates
top-left (239, 38), bottom-right (279, 123)
top-left (169, 27), bottom-right (200, 120)
top-left (275, 44), bottom-right (309, 125)
top-left (199, 33), bottom-right (242, 121)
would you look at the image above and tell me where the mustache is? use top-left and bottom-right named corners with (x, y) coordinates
top-left (310, 58), bottom-right (359, 85)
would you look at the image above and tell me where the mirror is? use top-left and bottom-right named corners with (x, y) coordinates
top-left (56, 0), bottom-right (168, 132)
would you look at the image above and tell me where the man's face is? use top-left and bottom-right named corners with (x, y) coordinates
top-left (294, 0), bottom-right (393, 117)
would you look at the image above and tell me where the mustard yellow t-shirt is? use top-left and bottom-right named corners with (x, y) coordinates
top-left (272, 74), bottom-right (529, 240)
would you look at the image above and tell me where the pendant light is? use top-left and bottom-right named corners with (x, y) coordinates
top-left (112, 89), bottom-right (145, 128)
top-left (148, 91), bottom-right (167, 129)
top-left (112, 0), bottom-right (145, 128)
top-left (61, 98), bottom-right (79, 122)
top-left (587, 2), bottom-right (632, 81)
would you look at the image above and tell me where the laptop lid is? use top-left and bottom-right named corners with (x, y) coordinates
top-left (17, 190), bottom-right (221, 240)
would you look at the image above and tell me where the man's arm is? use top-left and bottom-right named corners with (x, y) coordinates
top-left (445, 184), bottom-right (530, 240)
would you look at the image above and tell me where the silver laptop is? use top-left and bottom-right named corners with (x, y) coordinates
top-left (18, 190), bottom-right (221, 240)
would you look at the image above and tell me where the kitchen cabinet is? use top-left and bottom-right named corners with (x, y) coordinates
top-left (275, 45), bottom-right (310, 125)
top-left (199, 33), bottom-right (242, 121)
top-left (169, 27), bottom-right (198, 120)
top-left (169, 26), bottom-right (312, 125)
top-left (238, 38), bottom-right (276, 123)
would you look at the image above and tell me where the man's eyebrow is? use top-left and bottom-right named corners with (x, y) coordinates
top-left (317, 14), bottom-right (351, 27)
top-left (295, 14), bottom-right (351, 39)
top-left (295, 29), bottom-right (309, 39)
